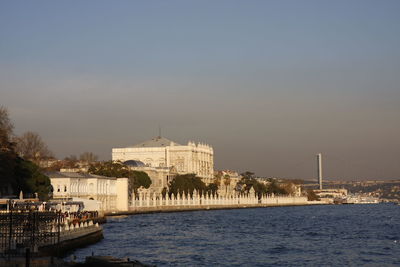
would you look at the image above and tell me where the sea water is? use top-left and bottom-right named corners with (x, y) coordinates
top-left (66, 204), bottom-right (400, 266)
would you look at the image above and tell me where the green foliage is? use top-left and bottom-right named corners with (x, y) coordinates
top-left (0, 153), bottom-right (51, 200)
top-left (0, 106), bottom-right (51, 200)
top-left (89, 161), bottom-right (152, 195)
top-left (168, 174), bottom-right (207, 196)
top-left (266, 179), bottom-right (288, 195)
top-left (223, 174), bottom-right (231, 186)
top-left (89, 161), bottom-right (130, 178)
top-left (0, 150), bottom-right (18, 189)
top-left (128, 171), bottom-right (152, 195)
top-left (206, 183), bottom-right (219, 195)
top-left (17, 159), bottom-right (51, 200)
top-left (236, 171), bottom-right (290, 198)
top-left (168, 174), bottom-right (221, 197)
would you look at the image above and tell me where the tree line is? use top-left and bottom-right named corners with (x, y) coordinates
top-left (164, 171), bottom-right (299, 198)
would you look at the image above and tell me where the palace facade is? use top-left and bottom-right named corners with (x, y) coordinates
top-left (112, 136), bottom-right (214, 182)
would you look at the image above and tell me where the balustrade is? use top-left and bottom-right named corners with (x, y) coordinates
top-left (129, 191), bottom-right (307, 209)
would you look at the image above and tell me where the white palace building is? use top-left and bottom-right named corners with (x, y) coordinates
top-left (112, 136), bottom-right (214, 183)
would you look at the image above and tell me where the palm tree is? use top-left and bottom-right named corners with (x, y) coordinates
top-left (214, 172), bottom-right (221, 186)
top-left (213, 172), bottom-right (223, 195)
top-left (223, 174), bottom-right (231, 196)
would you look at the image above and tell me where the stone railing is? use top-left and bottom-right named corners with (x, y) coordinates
top-left (130, 192), bottom-right (308, 209)
top-left (39, 220), bottom-right (101, 247)
top-left (59, 220), bottom-right (101, 242)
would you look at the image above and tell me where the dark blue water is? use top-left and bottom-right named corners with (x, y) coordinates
top-left (67, 204), bottom-right (400, 266)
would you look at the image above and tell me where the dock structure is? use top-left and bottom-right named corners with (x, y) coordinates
top-left (0, 205), bottom-right (103, 266)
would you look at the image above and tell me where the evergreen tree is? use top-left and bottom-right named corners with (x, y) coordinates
top-left (0, 106), bottom-right (51, 200)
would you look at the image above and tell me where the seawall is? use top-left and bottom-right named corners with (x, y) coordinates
top-left (40, 226), bottom-right (103, 256)
top-left (105, 201), bottom-right (326, 216)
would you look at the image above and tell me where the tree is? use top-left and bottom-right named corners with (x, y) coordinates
top-left (89, 161), bottom-right (152, 195)
top-left (14, 159), bottom-right (52, 200)
top-left (207, 182), bottom-right (219, 196)
top-left (0, 149), bottom-right (18, 191)
top-left (223, 174), bottom-right (231, 195)
top-left (79, 152), bottom-right (98, 163)
top-left (15, 131), bottom-right (54, 163)
top-left (214, 172), bottom-right (222, 189)
top-left (0, 107), bottom-right (51, 200)
top-left (279, 181), bottom-right (297, 196)
top-left (0, 107), bottom-right (18, 190)
top-left (0, 106), bottom-right (17, 187)
top-left (168, 174), bottom-right (206, 196)
top-left (128, 171), bottom-right (152, 195)
top-left (89, 161), bottom-right (130, 177)
top-left (237, 171), bottom-right (259, 194)
top-left (236, 172), bottom-right (291, 198)
top-left (0, 106), bottom-right (14, 151)
top-left (266, 178), bottom-right (287, 195)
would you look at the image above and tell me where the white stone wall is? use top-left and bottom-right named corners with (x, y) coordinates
top-left (51, 176), bottom-right (127, 212)
top-left (116, 178), bottom-right (129, 211)
top-left (130, 192), bottom-right (309, 208)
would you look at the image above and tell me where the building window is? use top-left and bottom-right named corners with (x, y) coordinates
top-left (64, 185), bottom-right (67, 192)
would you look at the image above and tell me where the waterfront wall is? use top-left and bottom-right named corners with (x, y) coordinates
top-left (128, 192), bottom-right (310, 212)
top-left (40, 220), bottom-right (103, 256)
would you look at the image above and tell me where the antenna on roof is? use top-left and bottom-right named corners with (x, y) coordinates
top-left (158, 124), bottom-right (162, 138)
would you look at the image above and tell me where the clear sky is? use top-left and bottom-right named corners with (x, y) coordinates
top-left (1, 1), bottom-right (399, 180)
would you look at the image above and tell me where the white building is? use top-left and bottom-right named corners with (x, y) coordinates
top-left (112, 136), bottom-right (214, 183)
top-left (47, 171), bottom-right (128, 212)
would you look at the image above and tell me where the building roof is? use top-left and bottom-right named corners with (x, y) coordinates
top-left (130, 136), bottom-right (181, 148)
top-left (46, 171), bottom-right (115, 179)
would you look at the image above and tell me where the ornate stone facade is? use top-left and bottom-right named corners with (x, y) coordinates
top-left (112, 136), bottom-right (214, 182)
top-left (47, 171), bottom-right (129, 212)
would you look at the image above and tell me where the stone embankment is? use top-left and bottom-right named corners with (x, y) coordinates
top-left (40, 221), bottom-right (103, 256)
top-left (106, 195), bottom-right (326, 216)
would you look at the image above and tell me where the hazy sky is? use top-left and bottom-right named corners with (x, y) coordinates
top-left (1, 1), bottom-right (399, 180)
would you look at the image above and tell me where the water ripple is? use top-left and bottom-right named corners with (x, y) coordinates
top-left (66, 204), bottom-right (400, 266)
